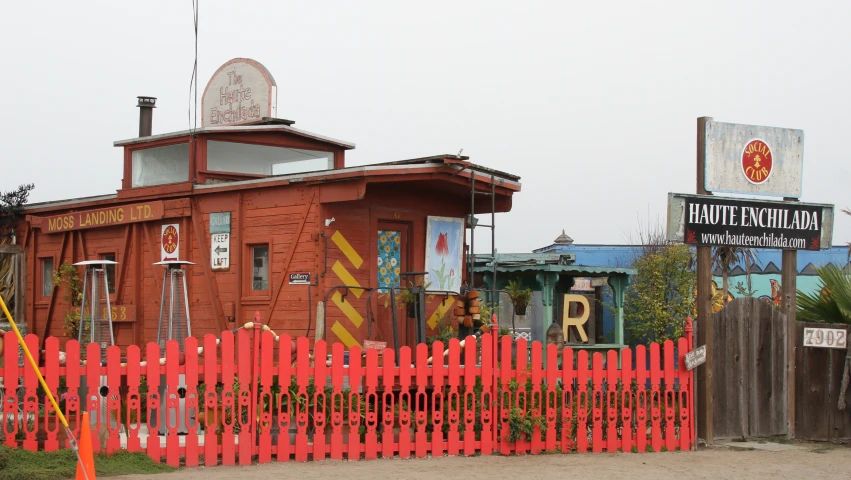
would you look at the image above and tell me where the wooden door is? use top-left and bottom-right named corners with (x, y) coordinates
top-left (710, 297), bottom-right (788, 439)
top-left (374, 222), bottom-right (410, 350)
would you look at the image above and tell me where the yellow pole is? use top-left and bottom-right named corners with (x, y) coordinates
top-left (0, 293), bottom-right (90, 480)
top-left (0, 294), bottom-right (68, 428)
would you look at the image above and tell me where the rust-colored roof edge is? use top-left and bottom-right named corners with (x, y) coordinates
top-left (22, 163), bottom-right (520, 213)
top-left (193, 162), bottom-right (521, 194)
top-left (113, 124), bottom-right (356, 149)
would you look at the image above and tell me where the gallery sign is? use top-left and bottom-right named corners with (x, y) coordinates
top-left (667, 193), bottom-right (834, 251)
top-left (703, 120), bottom-right (804, 198)
top-left (29, 201), bottom-right (166, 234)
top-left (288, 273), bottom-right (311, 285)
top-left (202, 58), bottom-right (277, 127)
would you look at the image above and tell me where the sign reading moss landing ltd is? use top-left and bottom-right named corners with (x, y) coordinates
top-left (29, 201), bottom-right (166, 234)
top-left (666, 193), bottom-right (834, 251)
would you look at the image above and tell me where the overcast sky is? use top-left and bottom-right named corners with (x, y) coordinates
top-left (2, 0), bottom-right (849, 253)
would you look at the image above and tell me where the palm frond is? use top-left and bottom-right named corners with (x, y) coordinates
top-left (797, 290), bottom-right (850, 324)
top-left (796, 264), bottom-right (851, 324)
top-left (712, 246), bottom-right (760, 273)
top-left (844, 208), bottom-right (850, 260)
top-left (816, 264), bottom-right (851, 315)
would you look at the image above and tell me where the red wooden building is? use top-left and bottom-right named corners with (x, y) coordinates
top-left (14, 59), bottom-right (521, 351)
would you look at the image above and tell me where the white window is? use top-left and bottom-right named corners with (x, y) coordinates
top-left (207, 141), bottom-right (333, 176)
top-left (131, 143), bottom-right (190, 187)
top-left (41, 258), bottom-right (54, 297)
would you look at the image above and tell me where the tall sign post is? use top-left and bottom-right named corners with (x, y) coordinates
top-left (695, 117), bottom-right (713, 444)
top-left (675, 117), bottom-right (830, 443)
top-left (781, 230), bottom-right (797, 439)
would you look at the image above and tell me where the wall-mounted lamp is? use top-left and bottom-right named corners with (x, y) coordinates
top-left (466, 214), bottom-right (478, 228)
top-left (325, 217), bottom-right (336, 227)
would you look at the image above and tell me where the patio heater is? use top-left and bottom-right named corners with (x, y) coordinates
top-left (153, 260), bottom-right (197, 435)
top-left (74, 260), bottom-right (118, 430)
top-left (75, 260), bottom-right (117, 363)
top-left (155, 261), bottom-right (194, 353)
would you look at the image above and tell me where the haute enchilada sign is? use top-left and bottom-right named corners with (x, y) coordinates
top-left (29, 201), bottom-right (166, 234)
top-left (667, 193), bottom-right (834, 251)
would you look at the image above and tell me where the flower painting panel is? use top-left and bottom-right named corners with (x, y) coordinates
top-left (377, 230), bottom-right (401, 293)
top-left (425, 216), bottom-right (464, 294)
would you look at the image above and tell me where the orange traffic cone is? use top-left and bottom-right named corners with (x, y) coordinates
top-left (76, 412), bottom-right (96, 480)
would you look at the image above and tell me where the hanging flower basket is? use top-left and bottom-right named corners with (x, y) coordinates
top-left (504, 280), bottom-right (532, 318)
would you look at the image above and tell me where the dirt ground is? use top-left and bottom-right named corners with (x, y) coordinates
top-left (115, 443), bottom-right (851, 480)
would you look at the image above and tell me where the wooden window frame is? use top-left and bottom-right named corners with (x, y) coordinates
top-left (97, 251), bottom-right (117, 297)
top-left (242, 241), bottom-right (272, 304)
top-left (122, 137), bottom-right (193, 191)
top-left (37, 255), bottom-right (56, 305)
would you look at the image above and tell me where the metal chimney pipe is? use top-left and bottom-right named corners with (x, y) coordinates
top-left (137, 96), bottom-right (157, 137)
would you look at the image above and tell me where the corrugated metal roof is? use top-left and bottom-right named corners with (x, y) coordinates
top-left (534, 243), bottom-right (850, 275)
top-left (474, 260), bottom-right (634, 277)
top-left (473, 253), bottom-right (572, 265)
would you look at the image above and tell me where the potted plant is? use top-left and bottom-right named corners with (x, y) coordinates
top-left (479, 301), bottom-right (501, 324)
top-left (397, 280), bottom-right (432, 318)
top-left (53, 261), bottom-right (83, 338)
top-left (504, 280), bottom-right (532, 316)
top-left (398, 287), bottom-right (418, 318)
top-left (427, 325), bottom-right (457, 349)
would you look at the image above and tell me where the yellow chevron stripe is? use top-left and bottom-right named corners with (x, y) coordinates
top-left (331, 231), bottom-right (364, 269)
top-left (331, 291), bottom-right (364, 328)
top-left (427, 295), bottom-right (456, 329)
top-left (331, 321), bottom-right (360, 348)
top-left (331, 261), bottom-right (364, 298)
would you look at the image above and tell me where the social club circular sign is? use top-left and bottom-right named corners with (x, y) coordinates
top-left (162, 225), bottom-right (179, 255)
top-left (741, 139), bottom-right (773, 185)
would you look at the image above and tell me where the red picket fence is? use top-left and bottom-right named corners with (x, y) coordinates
top-left (0, 322), bottom-right (694, 465)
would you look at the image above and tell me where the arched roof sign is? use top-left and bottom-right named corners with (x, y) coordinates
top-left (201, 58), bottom-right (277, 127)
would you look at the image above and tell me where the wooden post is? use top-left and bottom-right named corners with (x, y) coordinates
top-left (315, 301), bottom-right (325, 342)
top-left (782, 242), bottom-right (797, 439)
top-left (695, 116), bottom-right (714, 444)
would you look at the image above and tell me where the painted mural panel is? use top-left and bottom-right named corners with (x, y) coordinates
top-left (424, 216), bottom-right (464, 294)
top-left (377, 230), bottom-right (401, 293)
top-left (535, 244), bottom-right (851, 343)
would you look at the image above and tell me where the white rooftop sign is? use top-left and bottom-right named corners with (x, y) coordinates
top-left (201, 58), bottom-right (277, 127)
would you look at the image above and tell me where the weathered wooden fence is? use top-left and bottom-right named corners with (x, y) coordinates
top-left (795, 322), bottom-right (851, 441)
top-left (0, 324), bottom-right (694, 465)
top-left (710, 297), bottom-right (788, 439)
